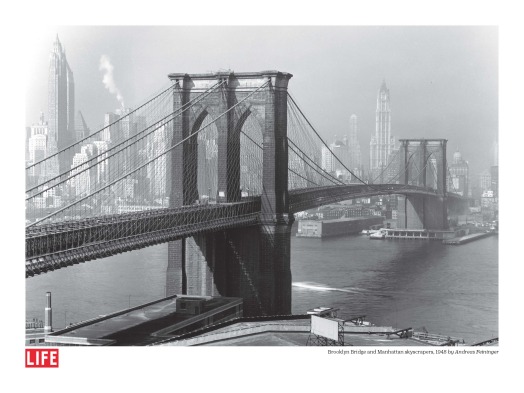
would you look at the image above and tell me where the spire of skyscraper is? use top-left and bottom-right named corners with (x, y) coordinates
top-left (380, 78), bottom-right (387, 92)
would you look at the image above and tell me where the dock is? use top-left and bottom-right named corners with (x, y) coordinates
top-left (296, 216), bottom-right (383, 238)
top-left (442, 232), bottom-right (493, 245)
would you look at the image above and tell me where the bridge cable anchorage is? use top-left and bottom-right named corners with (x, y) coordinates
top-left (26, 80), bottom-right (269, 228)
top-left (26, 83), bottom-right (177, 171)
top-left (287, 92), bottom-right (377, 190)
top-left (26, 81), bottom-right (226, 198)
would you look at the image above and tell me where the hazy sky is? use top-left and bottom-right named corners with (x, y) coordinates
top-left (25, 26), bottom-right (497, 175)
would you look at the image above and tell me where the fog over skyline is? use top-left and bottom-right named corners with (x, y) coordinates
top-left (25, 26), bottom-right (498, 175)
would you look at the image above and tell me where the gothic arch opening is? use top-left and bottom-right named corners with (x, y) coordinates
top-left (191, 109), bottom-right (219, 202)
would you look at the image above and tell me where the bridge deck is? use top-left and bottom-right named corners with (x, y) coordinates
top-left (25, 185), bottom-right (467, 277)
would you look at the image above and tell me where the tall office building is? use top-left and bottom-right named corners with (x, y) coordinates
top-left (369, 80), bottom-right (396, 183)
top-left (70, 151), bottom-right (91, 197)
top-left (28, 112), bottom-right (48, 164)
top-left (48, 35), bottom-right (75, 174)
top-left (321, 145), bottom-right (334, 173)
top-left (102, 112), bottom-right (120, 142)
top-left (348, 114), bottom-right (362, 176)
top-left (320, 138), bottom-right (354, 182)
top-left (448, 149), bottom-right (469, 197)
top-left (75, 111), bottom-right (90, 142)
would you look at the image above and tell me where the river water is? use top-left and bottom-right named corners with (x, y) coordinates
top-left (26, 234), bottom-right (498, 344)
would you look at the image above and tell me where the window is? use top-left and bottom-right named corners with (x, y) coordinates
top-left (29, 339), bottom-right (35, 344)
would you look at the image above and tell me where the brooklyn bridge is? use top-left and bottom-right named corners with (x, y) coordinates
top-left (25, 71), bottom-right (469, 316)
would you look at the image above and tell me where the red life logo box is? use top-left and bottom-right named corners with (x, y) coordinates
top-left (26, 349), bottom-right (59, 368)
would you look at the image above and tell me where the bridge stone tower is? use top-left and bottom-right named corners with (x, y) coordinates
top-left (166, 71), bottom-right (293, 316)
top-left (397, 139), bottom-right (448, 230)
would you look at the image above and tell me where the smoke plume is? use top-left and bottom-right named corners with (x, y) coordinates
top-left (99, 55), bottom-right (125, 108)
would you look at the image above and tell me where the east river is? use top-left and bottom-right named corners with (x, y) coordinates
top-left (26, 234), bottom-right (498, 344)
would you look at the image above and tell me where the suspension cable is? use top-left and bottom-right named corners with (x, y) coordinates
top-left (287, 138), bottom-right (345, 185)
top-left (288, 143), bottom-right (343, 186)
top-left (26, 81), bottom-right (225, 198)
top-left (288, 167), bottom-right (321, 187)
top-left (371, 149), bottom-right (400, 184)
top-left (27, 81), bottom-right (270, 228)
top-left (26, 83), bottom-right (176, 170)
top-left (287, 93), bottom-right (376, 190)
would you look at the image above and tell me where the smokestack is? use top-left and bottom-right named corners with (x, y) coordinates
top-left (44, 292), bottom-right (52, 334)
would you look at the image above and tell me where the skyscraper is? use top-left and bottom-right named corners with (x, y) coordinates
top-left (369, 80), bottom-right (396, 183)
top-left (347, 114), bottom-right (362, 176)
top-left (48, 35), bottom-right (75, 174)
top-left (70, 151), bottom-right (90, 197)
top-left (321, 145), bottom-right (334, 173)
top-left (448, 149), bottom-right (469, 197)
top-left (75, 111), bottom-right (90, 142)
top-left (102, 112), bottom-right (120, 142)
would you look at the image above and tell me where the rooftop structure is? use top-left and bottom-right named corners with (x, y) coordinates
top-left (45, 295), bottom-right (243, 346)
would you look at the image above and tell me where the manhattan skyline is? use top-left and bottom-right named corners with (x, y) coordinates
top-left (25, 26), bottom-right (497, 176)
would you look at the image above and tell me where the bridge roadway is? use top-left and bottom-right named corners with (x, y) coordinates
top-left (26, 184), bottom-right (462, 277)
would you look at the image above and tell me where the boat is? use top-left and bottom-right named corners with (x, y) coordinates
top-left (369, 228), bottom-right (387, 239)
top-left (361, 229), bottom-right (379, 236)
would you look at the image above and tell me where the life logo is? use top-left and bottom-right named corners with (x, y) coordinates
top-left (26, 349), bottom-right (59, 368)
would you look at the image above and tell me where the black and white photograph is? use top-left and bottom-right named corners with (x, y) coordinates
top-left (7, 0), bottom-right (522, 389)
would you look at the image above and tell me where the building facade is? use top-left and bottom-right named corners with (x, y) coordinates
top-left (48, 35), bottom-right (75, 174)
top-left (369, 80), bottom-right (396, 183)
top-left (75, 111), bottom-right (90, 142)
top-left (348, 114), bottom-right (362, 176)
top-left (448, 149), bottom-right (469, 197)
top-left (321, 145), bottom-right (334, 173)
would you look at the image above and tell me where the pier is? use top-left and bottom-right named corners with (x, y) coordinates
top-left (442, 232), bottom-right (494, 245)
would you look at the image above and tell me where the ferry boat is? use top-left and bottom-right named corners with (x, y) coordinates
top-left (369, 228), bottom-right (387, 239)
top-left (361, 224), bottom-right (382, 236)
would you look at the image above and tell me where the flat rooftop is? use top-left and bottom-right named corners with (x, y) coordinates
top-left (301, 217), bottom-right (381, 223)
top-left (45, 300), bottom-right (479, 347)
top-left (46, 295), bottom-right (242, 346)
top-left (156, 319), bottom-right (435, 347)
